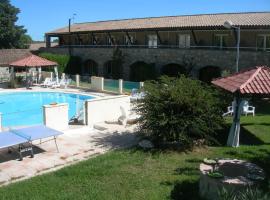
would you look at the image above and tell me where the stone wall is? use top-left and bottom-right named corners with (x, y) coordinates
top-left (40, 47), bottom-right (270, 80)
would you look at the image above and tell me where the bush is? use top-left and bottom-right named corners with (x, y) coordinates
top-left (39, 53), bottom-right (82, 74)
top-left (136, 75), bottom-right (225, 148)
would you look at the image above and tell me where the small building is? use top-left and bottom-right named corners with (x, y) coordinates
top-left (44, 12), bottom-right (270, 81)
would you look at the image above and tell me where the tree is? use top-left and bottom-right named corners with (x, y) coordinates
top-left (136, 76), bottom-right (225, 148)
top-left (0, 0), bottom-right (27, 49)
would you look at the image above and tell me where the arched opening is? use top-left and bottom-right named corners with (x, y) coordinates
top-left (161, 63), bottom-right (186, 77)
top-left (104, 60), bottom-right (123, 79)
top-left (199, 66), bottom-right (221, 83)
top-left (129, 61), bottom-right (156, 82)
top-left (83, 59), bottom-right (98, 76)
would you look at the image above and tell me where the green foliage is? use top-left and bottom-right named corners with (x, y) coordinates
top-left (219, 187), bottom-right (270, 200)
top-left (39, 53), bottom-right (82, 74)
top-left (136, 75), bottom-right (225, 148)
top-left (129, 61), bottom-right (156, 82)
top-left (0, 0), bottom-right (29, 49)
top-left (18, 34), bottom-right (32, 49)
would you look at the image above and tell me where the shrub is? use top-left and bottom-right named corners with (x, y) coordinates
top-left (136, 75), bottom-right (225, 148)
top-left (39, 53), bottom-right (82, 74)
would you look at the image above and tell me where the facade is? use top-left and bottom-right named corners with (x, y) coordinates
top-left (44, 12), bottom-right (270, 81)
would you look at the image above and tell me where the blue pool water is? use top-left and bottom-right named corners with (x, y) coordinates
top-left (0, 92), bottom-right (94, 127)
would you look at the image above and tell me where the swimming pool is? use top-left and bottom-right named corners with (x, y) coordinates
top-left (0, 92), bottom-right (94, 127)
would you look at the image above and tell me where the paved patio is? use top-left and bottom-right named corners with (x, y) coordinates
top-left (0, 123), bottom-right (138, 186)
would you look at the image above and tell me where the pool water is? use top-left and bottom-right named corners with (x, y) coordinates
top-left (0, 92), bottom-right (94, 127)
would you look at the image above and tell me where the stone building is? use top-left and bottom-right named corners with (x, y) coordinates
top-left (44, 12), bottom-right (270, 82)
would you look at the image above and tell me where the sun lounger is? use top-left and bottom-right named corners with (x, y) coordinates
top-left (0, 125), bottom-right (63, 160)
top-left (119, 106), bottom-right (140, 126)
top-left (41, 78), bottom-right (56, 88)
top-left (130, 89), bottom-right (146, 102)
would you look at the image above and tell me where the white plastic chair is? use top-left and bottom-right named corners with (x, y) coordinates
top-left (222, 101), bottom-right (236, 117)
top-left (242, 101), bottom-right (255, 116)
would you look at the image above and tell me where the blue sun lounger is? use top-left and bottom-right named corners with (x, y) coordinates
top-left (0, 125), bottom-right (63, 160)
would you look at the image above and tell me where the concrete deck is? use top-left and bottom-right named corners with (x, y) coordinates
top-left (0, 123), bottom-right (138, 186)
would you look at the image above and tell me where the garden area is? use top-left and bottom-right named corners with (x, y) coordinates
top-left (0, 75), bottom-right (269, 200)
top-left (0, 111), bottom-right (269, 200)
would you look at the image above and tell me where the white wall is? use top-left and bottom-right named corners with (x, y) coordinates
top-left (85, 95), bottom-right (130, 128)
top-left (91, 76), bottom-right (104, 91)
top-left (43, 103), bottom-right (69, 131)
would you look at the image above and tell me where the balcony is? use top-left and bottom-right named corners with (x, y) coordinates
top-left (50, 44), bottom-right (270, 52)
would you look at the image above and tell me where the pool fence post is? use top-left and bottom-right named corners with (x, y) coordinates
top-left (76, 74), bottom-right (80, 87)
top-left (101, 77), bottom-right (104, 91)
top-left (62, 73), bottom-right (65, 80)
top-left (139, 82), bottom-right (144, 89)
top-left (119, 79), bottom-right (123, 94)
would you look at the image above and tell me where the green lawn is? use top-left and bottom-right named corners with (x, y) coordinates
top-left (0, 100), bottom-right (269, 200)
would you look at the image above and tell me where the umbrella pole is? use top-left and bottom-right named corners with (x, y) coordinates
top-left (227, 92), bottom-right (242, 147)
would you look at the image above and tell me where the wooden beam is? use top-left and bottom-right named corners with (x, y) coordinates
top-left (91, 32), bottom-right (97, 44)
top-left (156, 31), bottom-right (162, 44)
top-left (107, 32), bottom-right (115, 45)
top-left (125, 31), bottom-right (132, 45)
top-left (191, 30), bottom-right (198, 45)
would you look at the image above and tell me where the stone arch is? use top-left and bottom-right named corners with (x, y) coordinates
top-left (104, 60), bottom-right (123, 79)
top-left (83, 59), bottom-right (98, 76)
top-left (129, 61), bottom-right (156, 82)
top-left (161, 63), bottom-right (186, 77)
top-left (199, 66), bottom-right (221, 83)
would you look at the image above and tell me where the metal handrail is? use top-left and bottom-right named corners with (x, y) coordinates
top-left (53, 44), bottom-right (270, 51)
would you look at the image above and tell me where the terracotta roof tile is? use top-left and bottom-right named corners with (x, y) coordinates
top-left (212, 66), bottom-right (270, 94)
top-left (9, 55), bottom-right (57, 67)
top-left (47, 12), bottom-right (270, 34)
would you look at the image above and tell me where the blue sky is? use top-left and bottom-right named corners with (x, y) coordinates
top-left (11, 0), bottom-right (270, 41)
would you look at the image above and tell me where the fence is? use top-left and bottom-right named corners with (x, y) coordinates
top-left (65, 74), bottom-right (143, 94)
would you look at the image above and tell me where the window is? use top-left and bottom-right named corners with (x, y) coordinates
top-left (148, 35), bottom-right (158, 48)
top-left (124, 35), bottom-right (134, 46)
top-left (257, 35), bottom-right (270, 51)
top-left (214, 34), bottom-right (228, 49)
top-left (178, 34), bottom-right (190, 48)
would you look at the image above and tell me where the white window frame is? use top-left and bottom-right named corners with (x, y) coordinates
top-left (215, 34), bottom-right (228, 49)
top-left (148, 34), bottom-right (158, 48)
top-left (178, 34), bottom-right (190, 48)
top-left (257, 34), bottom-right (270, 51)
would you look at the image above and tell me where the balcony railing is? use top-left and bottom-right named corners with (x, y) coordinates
top-left (52, 44), bottom-right (270, 52)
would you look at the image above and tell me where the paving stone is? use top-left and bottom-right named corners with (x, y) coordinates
top-left (0, 172), bottom-right (11, 185)
top-left (0, 122), bottom-right (138, 186)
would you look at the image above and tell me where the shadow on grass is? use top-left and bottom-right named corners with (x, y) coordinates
top-left (214, 124), bottom-right (265, 146)
top-left (174, 167), bottom-right (200, 176)
top-left (170, 180), bottom-right (200, 200)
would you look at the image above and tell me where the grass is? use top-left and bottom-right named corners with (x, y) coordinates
top-left (0, 100), bottom-right (270, 200)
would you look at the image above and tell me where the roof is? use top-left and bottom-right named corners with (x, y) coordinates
top-left (0, 49), bottom-right (32, 66)
top-left (47, 12), bottom-right (270, 35)
top-left (211, 66), bottom-right (270, 94)
top-left (9, 55), bottom-right (57, 67)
